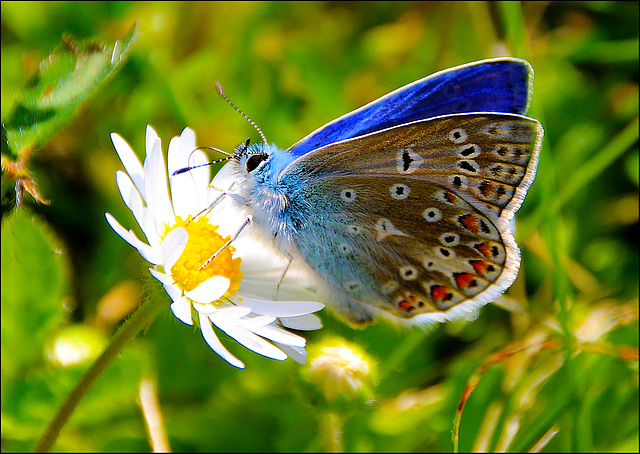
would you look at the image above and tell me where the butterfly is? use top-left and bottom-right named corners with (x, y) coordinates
top-left (210, 58), bottom-right (542, 327)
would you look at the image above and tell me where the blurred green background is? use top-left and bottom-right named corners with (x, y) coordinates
top-left (1, 1), bottom-right (638, 452)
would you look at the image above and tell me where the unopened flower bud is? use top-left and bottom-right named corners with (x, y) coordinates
top-left (302, 337), bottom-right (376, 411)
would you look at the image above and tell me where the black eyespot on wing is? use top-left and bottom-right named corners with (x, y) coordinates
top-left (402, 150), bottom-right (414, 171)
top-left (460, 145), bottom-right (476, 156)
top-left (459, 161), bottom-right (476, 172)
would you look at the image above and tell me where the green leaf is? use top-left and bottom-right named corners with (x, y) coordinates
top-left (1, 207), bottom-right (70, 380)
top-left (2, 25), bottom-right (138, 157)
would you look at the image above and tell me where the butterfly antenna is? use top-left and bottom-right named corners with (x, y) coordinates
top-left (216, 81), bottom-right (268, 144)
top-left (172, 147), bottom-right (231, 176)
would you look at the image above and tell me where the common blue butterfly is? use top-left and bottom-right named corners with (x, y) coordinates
top-left (208, 58), bottom-right (542, 327)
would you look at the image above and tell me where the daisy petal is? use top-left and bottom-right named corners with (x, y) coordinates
top-left (178, 127), bottom-right (196, 150)
top-left (115, 171), bottom-right (158, 247)
top-left (105, 212), bottom-right (136, 245)
top-left (145, 125), bottom-right (160, 157)
top-left (236, 315), bottom-right (278, 327)
top-left (229, 279), bottom-right (278, 300)
top-left (161, 227), bottom-right (188, 272)
top-left (224, 242), bottom-right (288, 277)
top-left (105, 213), bottom-right (162, 264)
top-left (198, 312), bottom-right (244, 369)
top-left (236, 279), bottom-right (319, 303)
top-left (148, 268), bottom-right (175, 287)
top-left (167, 135), bottom-right (185, 176)
top-left (170, 298), bottom-right (193, 326)
top-left (115, 171), bottom-right (145, 224)
top-left (276, 344), bottom-right (308, 365)
top-left (185, 276), bottom-right (231, 304)
top-left (279, 314), bottom-right (323, 331)
top-left (234, 298), bottom-right (324, 317)
top-left (141, 206), bottom-right (162, 249)
top-left (192, 302), bottom-right (218, 315)
top-left (144, 136), bottom-right (175, 227)
top-left (168, 132), bottom-right (210, 217)
top-left (131, 236), bottom-right (163, 264)
top-left (275, 284), bottom-right (322, 302)
top-left (207, 306), bottom-right (251, 320)
top-left (162, 279), bottom-right (183, 301)
top-left (213, 320), bottom-right (287, 361)
top-left (243, 322), bottom-right (307, 348)
top-left (210, 162), bottom-right (236, 191)
top-left (171, 128), bottom-right (208, 180)
top-left (232, 262), bottom-right (283, 279)
top-left (110, 133), bottom-right (146, 201)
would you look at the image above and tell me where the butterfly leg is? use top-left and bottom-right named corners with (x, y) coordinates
top-left (189, 191), bottom-right (249, 225)
top-left (188, 192), bottom-right (226, 224)
top-left (272, 251), bottom-right (293, 301)
top-left (198, 216), bottom-right (252, 270)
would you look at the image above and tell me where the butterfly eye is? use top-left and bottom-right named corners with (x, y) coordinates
top-left (245, 153), bottom-right (268, 173)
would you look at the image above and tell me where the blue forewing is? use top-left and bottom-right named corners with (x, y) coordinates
top-left (287, 58), bottom-right (533, 157)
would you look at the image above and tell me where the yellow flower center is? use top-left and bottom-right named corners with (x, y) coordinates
top-left (166, 216), bottom-right (243, 299)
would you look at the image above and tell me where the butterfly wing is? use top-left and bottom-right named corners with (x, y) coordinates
top-left (287, 58), bottom-right (533, 157)
top-left (280, 113), bottom-right (542, 325)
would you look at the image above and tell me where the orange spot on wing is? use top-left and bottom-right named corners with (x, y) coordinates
top-left (476, 242), bottom-right (492, 258)
top-left (399, 300), bottom-right (413, 312)
top-left (431, 285), bottom-right (451, 302)
top-left (470, 260), bottom-right (488, 276)
top-left (454, 273), bottom-right (476, 289)
top-left (459, 214), bottom-right (480, 233)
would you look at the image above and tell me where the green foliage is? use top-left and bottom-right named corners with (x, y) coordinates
top-left (1, 207), bottom-right (69, 378)
top-left (3, 26), bottom-right (137, 157)
top-left (1, 1), bottom-right (638, 452)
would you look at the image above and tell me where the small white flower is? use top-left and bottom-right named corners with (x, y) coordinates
top-left (106, 126), bottom-right (324, 368)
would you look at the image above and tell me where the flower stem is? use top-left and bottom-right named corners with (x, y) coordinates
top-left (319, 412), bottom-right (344, 452)
top-left (139, 375), bottom-right (171, 452)
top-left (33, 297), bottom-right (165, 452)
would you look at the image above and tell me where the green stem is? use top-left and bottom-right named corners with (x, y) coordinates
top-left (319, 412), bottom-right (344, 453)
top-left (33, 297), bottom-right (165, 452)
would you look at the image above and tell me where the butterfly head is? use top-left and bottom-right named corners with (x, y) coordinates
top-left (231, 139), bottom-right (295, 190)
top-left (233, 139), bottom-right (269, 173)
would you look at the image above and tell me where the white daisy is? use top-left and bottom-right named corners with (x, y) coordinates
top-left (105, 126), bottom-right (324, 368)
